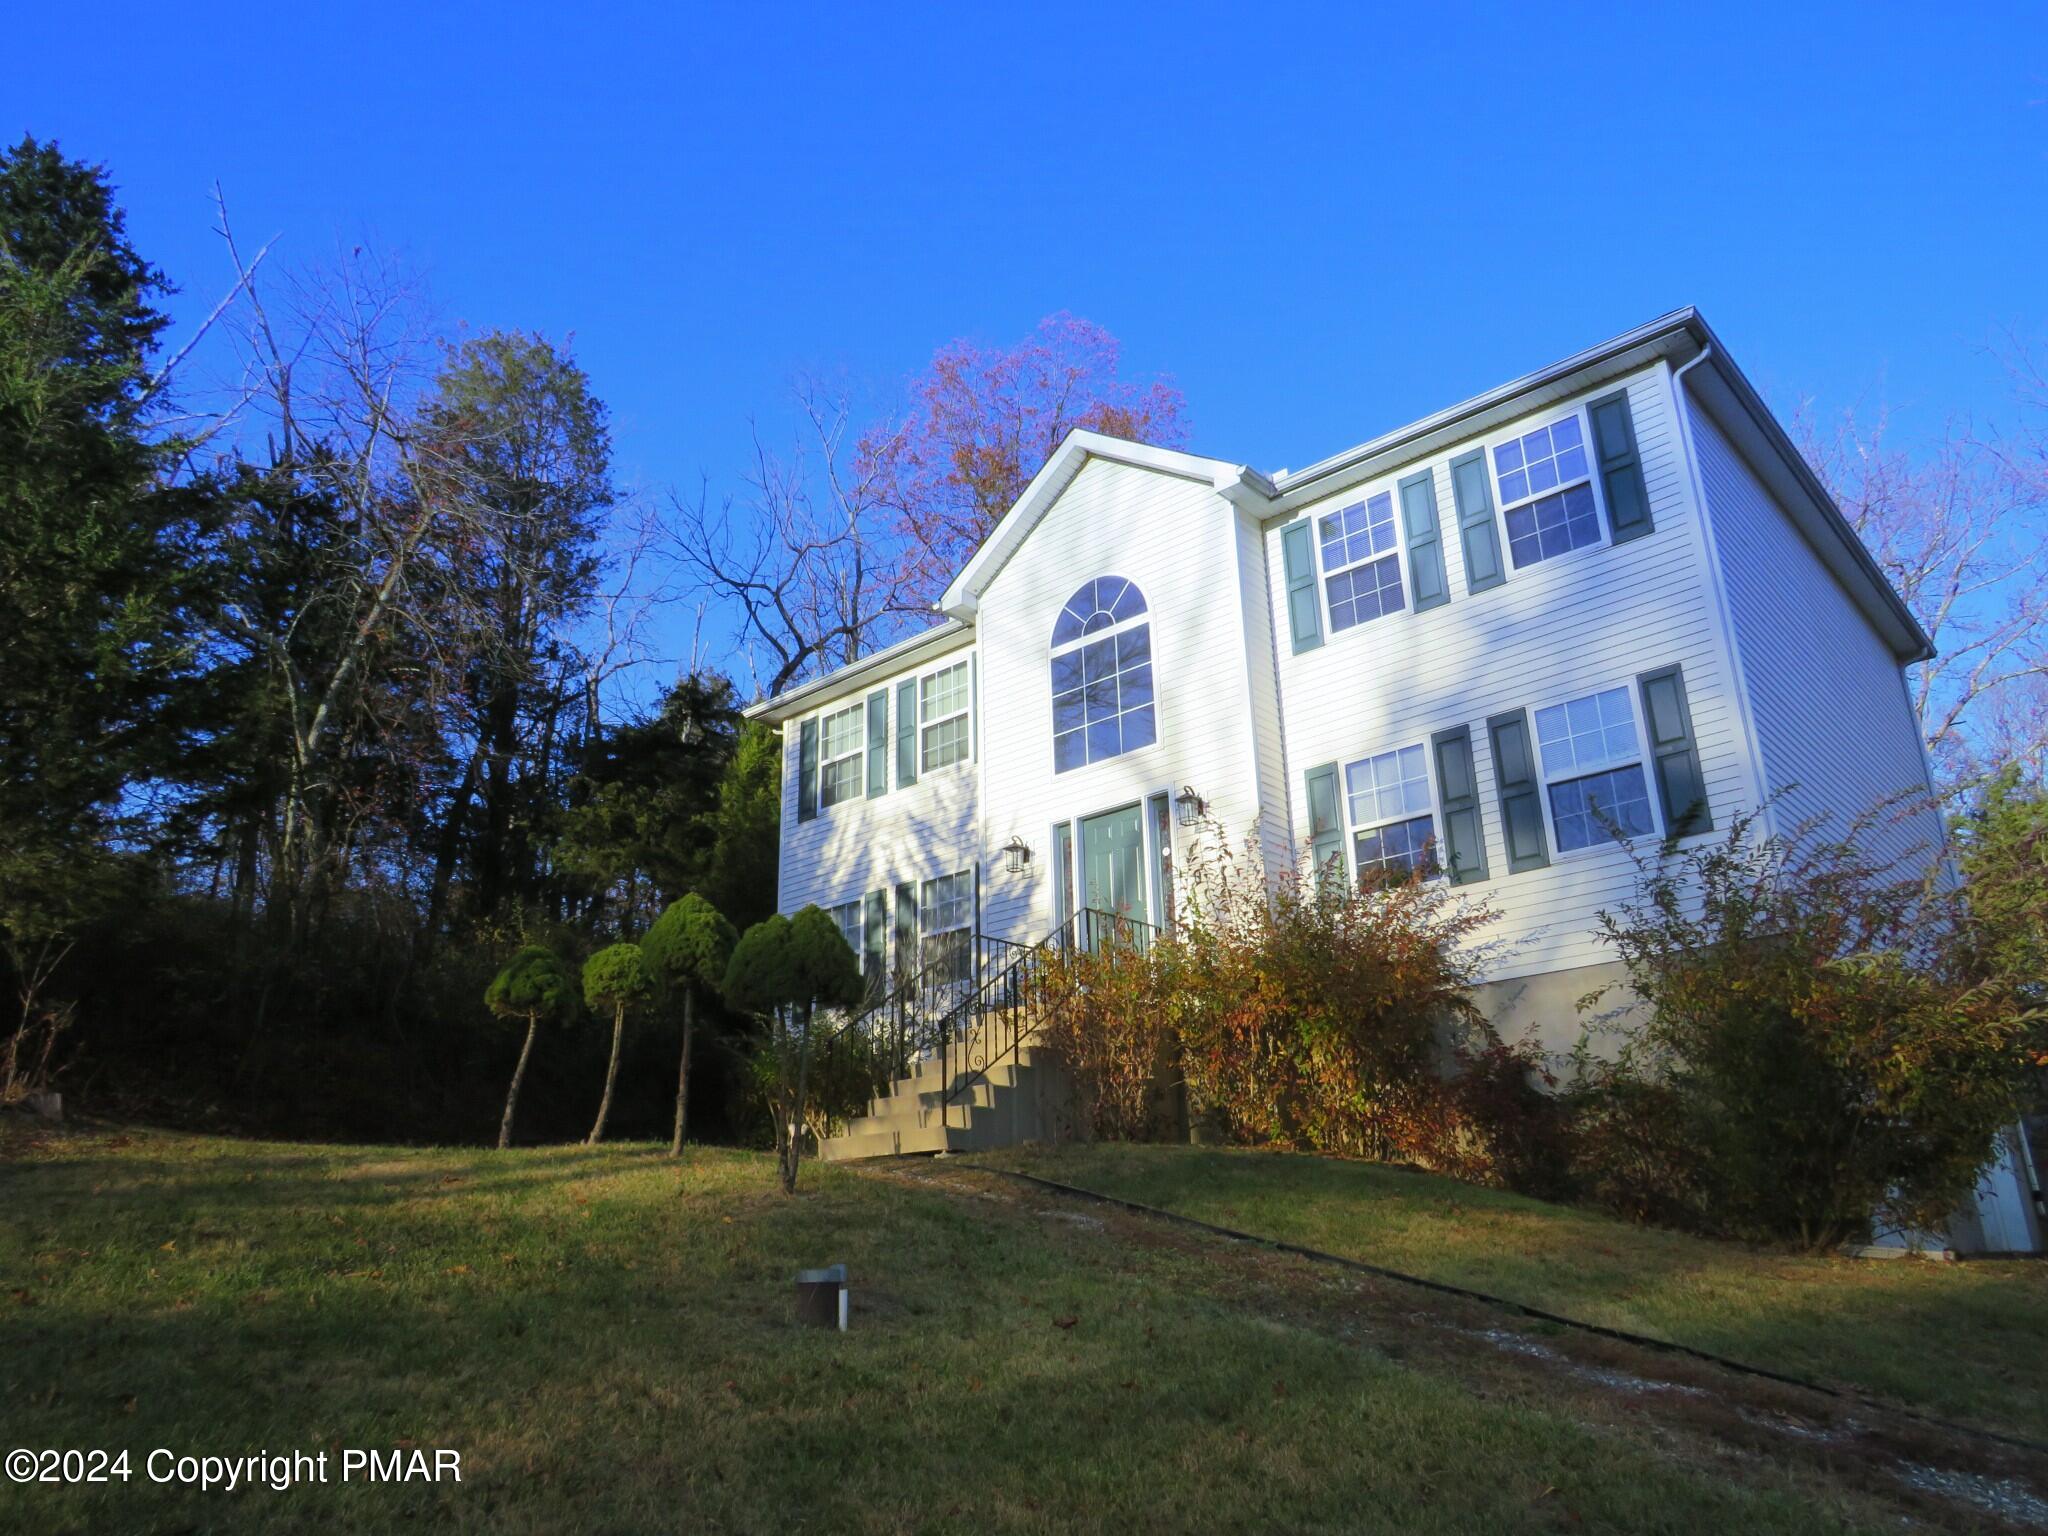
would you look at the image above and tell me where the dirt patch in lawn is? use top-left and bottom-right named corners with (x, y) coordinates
top-left (875, 1158), bottom-right (2048, 1534)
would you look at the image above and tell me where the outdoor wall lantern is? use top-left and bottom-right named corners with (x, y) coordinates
top-left (1174, 785), bottom-right (1207, 828)
top-left (1003, 835), bottom-right (1032, 874)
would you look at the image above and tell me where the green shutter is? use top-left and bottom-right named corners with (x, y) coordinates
top-left (1637, 664), bottom-right (1712, 836)
top-left (970, 653), bottom-right (979, 759)
top-left (865, 688), bottom-right (888, 798)
top-left (1398, 469), bottom-right (1450, 612)
top-left (1429, 725), bottom-right (1489, 885)
top-left (1449, 449), bottom-right (1506, 594)
top-left (1280, 518), bottom-right (1324, 653)
top-left (862, 890), bottom-right (887, 996)
top-left (895, 677), bottom-right (917, 786)
top-left (1485, 708), bottom-right (1550, 873)
top-left (1303, 761), bottom-right (1346, 890)
top-left (1589, 388), bottom-right (1653, 544)
top-left (797, 717), bottom-right (819, 823)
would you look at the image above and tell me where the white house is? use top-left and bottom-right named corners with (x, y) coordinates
top-left (743, 308), bottom-right (2042, 1248)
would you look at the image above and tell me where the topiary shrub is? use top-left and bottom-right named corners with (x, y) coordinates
top-left (641, 894), bottom-right (737, 1157)
top-left (582, 942), bottom-right (652, 1146)
top-left (724, 906), bottom-right (863, 1193)
top-left (484, 944), bottom-right (580, 1149)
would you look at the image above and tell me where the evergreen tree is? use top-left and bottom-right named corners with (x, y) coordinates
top-left (0, 136), bottom-right (216, 983)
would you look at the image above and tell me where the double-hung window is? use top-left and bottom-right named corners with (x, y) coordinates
top-left (819, 701), bottom-right (864, 807)
top-left (827, 899), bottom-right (863, 959)
top-left (1494, 414), bottom-right (1600, 569)
top-left (919, 869), bottom-right (973, 985)
top-left (1319, 492), bottom-right (1405, 632)
top-left (919, 661), bottom-right (970, 772)
top-left (1343, 743), bottom-right (1437, 879)
top-left (1533, 686), bottom-right (1656, 851)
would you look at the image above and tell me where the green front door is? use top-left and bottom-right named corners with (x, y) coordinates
top-left (1080, 804), bottom-right (1145, 949)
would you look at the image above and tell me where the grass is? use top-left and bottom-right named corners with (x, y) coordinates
top-left (0, 1127), bottom-right (1909, 1534)
top-left (981, 1142), bottom-right (2048, 1442)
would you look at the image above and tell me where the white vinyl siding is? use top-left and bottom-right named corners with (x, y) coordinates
top-left (978, 457), bottom-right (1271, 947)
top-left (1269, 363), bottom-right (1748, 982)
top-left (1691, 404), bottom-right (1942, 872)
top-left (775, 638), bottom-right (980, 925)
top-left (1235, 506), bottom-right (1295, 883)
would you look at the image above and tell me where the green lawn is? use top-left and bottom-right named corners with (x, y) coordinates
top-left (981, 1143), bottom-right (2048, 1442)
top-left (0, 1128), bottom-right (1909, 1534)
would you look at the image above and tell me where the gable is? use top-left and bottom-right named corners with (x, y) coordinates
top-left (939, 433), bottom-right (1269, 619)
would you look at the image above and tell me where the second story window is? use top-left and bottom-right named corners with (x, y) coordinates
top-left (1050, 577), bottom-right (1156, 772)
top-left (1533, 686), bottom-right (1655, 851)
top-left (1494, 414), bottom-right (1599, 569)
top-left (920, 660), bottom-right (970, 772)
top-left (1319, 492), bottom-right (1405, 632)
top-left (819, 701), bottom-right (864, 808)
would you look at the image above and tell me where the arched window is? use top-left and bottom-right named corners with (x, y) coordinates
top-left (1050, 577), bottom-right (1156, 772)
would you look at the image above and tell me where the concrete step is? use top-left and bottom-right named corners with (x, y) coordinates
top-left (818, 1007), bottom-right (1072, 1159)
top-left (867, 1057), bottom-right (1045, 1119)
top-left (817, 1121), bottom-right (960, 1161)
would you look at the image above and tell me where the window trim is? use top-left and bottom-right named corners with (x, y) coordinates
top-left (1526, 679), bottom-right (1662, 858)
top-left (1483, 403), bottom-right (1611, 574)
top-left (1315, 490), bottom-right (1407, 635)
top-left (1340, 739), bottom-right (1441, 882)
top-left (817, 700), bottom-right (865, 808)
top-left (917, 657), bottom-right (972, 775)
top-left (1048, 578), bottom-right (1161, 775)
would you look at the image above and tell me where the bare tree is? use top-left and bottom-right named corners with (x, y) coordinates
top-left (662, 381), bottom-right (926, 697)
top-left (1797, 398), bottom-right (2048, 791)
top-left (213, 213), bottom-right (480, 943)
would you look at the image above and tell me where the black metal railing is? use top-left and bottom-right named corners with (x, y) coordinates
top-left (809, 930), bottom-right (1030, 1124)
top-left (931, 906), bottom-right (1157, 1124)
top-left (811, 906), bottom-right (1157, 1143)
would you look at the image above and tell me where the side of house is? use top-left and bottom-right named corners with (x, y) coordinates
top-left (770, 624), bottom-right (982, 992)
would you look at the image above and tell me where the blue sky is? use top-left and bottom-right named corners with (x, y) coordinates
top-left (8, 2), bottom-right (2045, 687)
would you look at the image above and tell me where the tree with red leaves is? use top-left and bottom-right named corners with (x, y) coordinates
top-left (869, 312), bottom-right (1187, 609)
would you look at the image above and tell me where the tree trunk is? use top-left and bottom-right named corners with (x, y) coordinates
top-left (588, 1002), bottom-right (625, 1144)
top-left (499, 1014), bottom-right (539, 1150)
top-left (424, 740), bottom-right (487, 945)
top-left (669, 987), bottom-right (694, 1157)
top-left (779, 1002), bottom-right (813, 1195)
